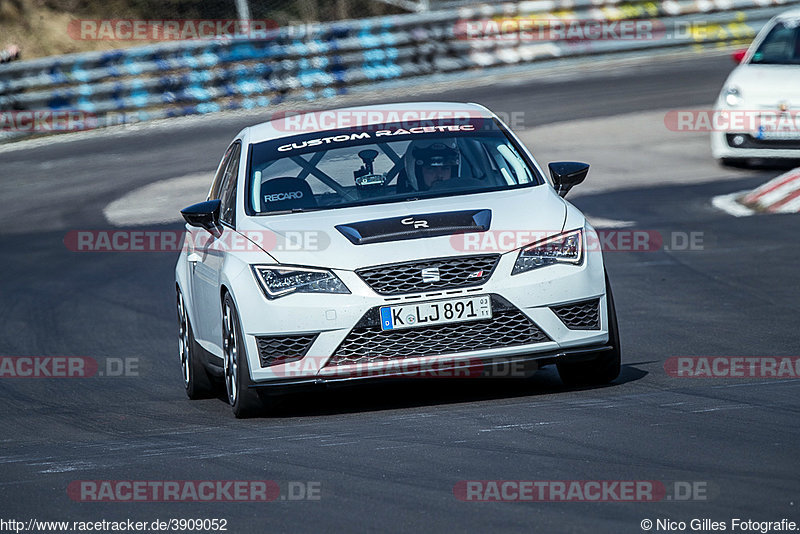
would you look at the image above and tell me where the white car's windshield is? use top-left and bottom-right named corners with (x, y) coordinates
top-left (751, 21), bottom-right (800, 65)
top-left (246, 119), bottom-right (543, 215)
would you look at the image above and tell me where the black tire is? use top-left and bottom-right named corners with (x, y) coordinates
top-left (177, 289), bottom-right (215, 399)
top-left (222, 293), bottom-right (265, 418)
top-left (556, 273), bottom-right (621, 386)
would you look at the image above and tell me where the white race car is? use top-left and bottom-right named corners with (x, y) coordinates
top-left (712, 9), bottom-right (800, 164)
top-left (175, 102), bottom-right (621, 417)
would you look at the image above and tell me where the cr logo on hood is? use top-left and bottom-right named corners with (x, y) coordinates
top-left (401, 217), bottom-right (429, 229)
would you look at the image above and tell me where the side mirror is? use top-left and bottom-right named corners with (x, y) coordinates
top-left (732, 49), bottom-right (747, 64)
top-left (181, 199), bottom-right (223, 237)
top-left (548, 162), bottom-right (589, 198)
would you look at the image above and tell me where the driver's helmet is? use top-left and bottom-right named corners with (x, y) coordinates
top-left (403, 138), bottom-right (461, 191)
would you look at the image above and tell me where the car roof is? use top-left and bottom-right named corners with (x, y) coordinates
top-left (241, 102), bottom-right (496, 145)
top-left (775, 8), bottom-right (800, 21)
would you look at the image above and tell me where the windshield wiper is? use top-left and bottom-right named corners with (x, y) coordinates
top-left (259, 207), bottom-right (319, 216)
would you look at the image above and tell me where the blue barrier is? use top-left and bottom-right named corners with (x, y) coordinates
top-left (0, 0), bottom-right (798, 136)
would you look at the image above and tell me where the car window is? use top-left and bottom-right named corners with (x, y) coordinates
top-left (246, 119), bottom-right (542, 215)
top-left (751, 21), bottom-right (800, 64)
top-left (209, 143), bottom-right (236, 201)
top-left (219, 143), bottom-right (241, 226)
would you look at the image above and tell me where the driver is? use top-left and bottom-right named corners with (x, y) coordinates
top-left (402, 139), bottom-right (461, 191)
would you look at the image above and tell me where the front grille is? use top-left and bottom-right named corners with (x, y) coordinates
top-left (356, 254), bottom-right (500, 295)
top-left (326, 296), bottom-right (550, 367)
top-left (256, 334), bottom-right (318, 367)
top-left (551, 299), bottom-right (600, 330)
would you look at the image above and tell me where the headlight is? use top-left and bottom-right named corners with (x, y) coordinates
top-left (512, 229), bottom-right (583, 275)
top-left (252, 265), bottom-right (350, 299)
top-left (724, 86), bottom-right (742, 107)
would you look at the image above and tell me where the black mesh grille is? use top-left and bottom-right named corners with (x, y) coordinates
top-left (327, 297), bottom-right (550, 367)
top-left (356, 254), bottom-right (499, 295)
top-left (551, 299), bottom-right (600, 330)
top-left (256, 334), bottom-right (318, 368)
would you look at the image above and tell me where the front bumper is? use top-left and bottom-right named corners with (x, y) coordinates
top-left (711, 131), bottom-right (800, 160)
top-left (245, 343), bottom-right (614, 392)
top-left (232, 244), bottom-right (608, 383)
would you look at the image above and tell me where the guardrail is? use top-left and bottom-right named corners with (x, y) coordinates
top-left (0, 0), bottom-right (797, 136)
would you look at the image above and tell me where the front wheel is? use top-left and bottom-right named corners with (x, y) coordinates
top-left (557, 273), bottom-right (621, 386)
top-left (222, 293), bottom-right (265, 418)
top-left (177, 289), bottom-right (215, 399)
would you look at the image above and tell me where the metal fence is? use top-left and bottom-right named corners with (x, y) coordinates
top-left (0, 0), bottom-right (796, 138)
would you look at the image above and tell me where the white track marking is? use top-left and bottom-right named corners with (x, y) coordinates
top-left (103, 173), bottom-right (210, 226)
top-left (711, 190), bottom-right (755, 217)
top-left (585, 216), bottom-right (636, 228)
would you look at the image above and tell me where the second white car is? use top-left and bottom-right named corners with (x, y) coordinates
top-left (712, 9), bottom-right (800, 164)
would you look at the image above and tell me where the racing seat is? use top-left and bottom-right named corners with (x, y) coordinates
top-left (259, 177), bottom-right (318, 212)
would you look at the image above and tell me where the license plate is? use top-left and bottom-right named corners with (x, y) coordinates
top-left (379, 295), bottom-right (492, 331)
top-left (758, 129), bottom-right (800, 140)
top-left (756, 114), bottom-right (800, 140)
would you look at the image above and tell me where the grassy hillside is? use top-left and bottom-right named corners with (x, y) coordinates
top-left (0, 0), bottom-right (400, 59)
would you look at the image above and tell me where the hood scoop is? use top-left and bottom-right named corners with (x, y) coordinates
top-left (336, 209), bottom-right (491, 245)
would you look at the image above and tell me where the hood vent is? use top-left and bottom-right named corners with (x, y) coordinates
top-left (335, 209), bottom-right (491, 245)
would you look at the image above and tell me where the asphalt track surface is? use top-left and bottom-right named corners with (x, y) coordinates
top-left (1, 54), bottom-right (799, 532)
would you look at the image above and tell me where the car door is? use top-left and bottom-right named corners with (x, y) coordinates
top-left (190, 141), bottom-right (241, 350)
